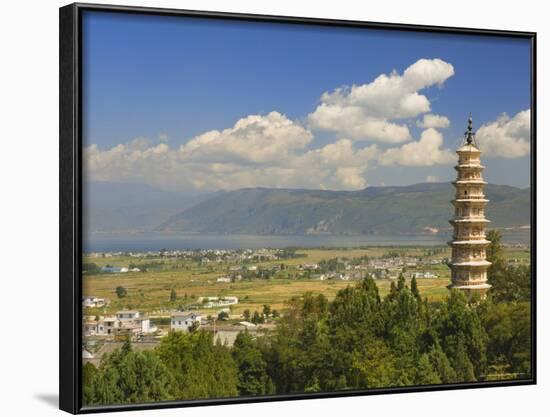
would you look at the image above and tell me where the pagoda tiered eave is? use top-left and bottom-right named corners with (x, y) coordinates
top-left (454, 164), bottom-right (486, 170)
top-left (448, 283), bottom-right (492, 290)
top-left (452, 180), bottom-right (488, 185)
top-left (449, 218), bottom-right (490, 224)
top-left (453, 198), bottom-right (489, 203)
top-left (449, 260), bottom-right (492, 267)
top-left (448, 239), bottom-right (491, 245)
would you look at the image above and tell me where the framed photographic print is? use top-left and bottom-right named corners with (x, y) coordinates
top-left (59, 2), bottom-right (536, 414)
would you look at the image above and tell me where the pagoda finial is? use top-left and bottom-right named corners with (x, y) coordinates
top-left (464, 114), bottom-right (475, 145)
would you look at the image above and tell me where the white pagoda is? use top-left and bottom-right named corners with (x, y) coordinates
top-left (448, 116), bottom-right (491, 298)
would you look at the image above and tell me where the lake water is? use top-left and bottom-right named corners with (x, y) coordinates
top-left (84, 230), bottom-right (530, 252)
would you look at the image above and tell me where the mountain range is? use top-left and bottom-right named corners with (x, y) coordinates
top-left (155, 182), bottom-right (530, 236)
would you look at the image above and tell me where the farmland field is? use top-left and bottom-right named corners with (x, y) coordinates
top-left (82, 245), bottom-right (530, 317)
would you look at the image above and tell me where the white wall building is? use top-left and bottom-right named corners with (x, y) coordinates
top-left (171, 311), bottom-right (202, 332)
top-left (82, 311), bottom-right (156, 337)
top-left (82, 296), bottom-right (107, 308)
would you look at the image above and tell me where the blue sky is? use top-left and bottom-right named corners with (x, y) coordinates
top-left (82, 11), bottom-right (531, 191)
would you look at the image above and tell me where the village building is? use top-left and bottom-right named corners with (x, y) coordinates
top-left (201, 322), bottom-right (275, 347)
top-left (448, 116), bottom-right (492, 298)
top-left (82, 296), bottom-right (108, 308)
top-left (197, 296), bottom-right (239, 308)
top-left (171, 311), bottom-right (202, 332)
top-left (412, 271), bottom-right (438, 279)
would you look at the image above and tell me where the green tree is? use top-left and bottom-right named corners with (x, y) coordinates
top-left (232, 332), bottom-right (274, 395)
top-left (410, 276), bottom-right (420, 300)
top-left (490, 264), bottom-right (531, 303)
top-left (116, 350), bottom-right (174, 403)
top-left (397, 273), bottom-right (406, 291)
top-left (116, 286), bottom-right (127, 299)
top-left (170, 288), bottom-right (177, 302)
top-left (486, 229), bottom-right (531, 303)
top-left (262, 304), bottom-right (272, 319)
top-left (415, 353), bottom-right (441, 385)
top-left (82, 362), bottom-right (99, 405)
top-left (435, 291), bottom-right (488, 381)
top-left (350, 338), bottom-right (397, 388)
top-left (189, 321), bottom-right (200, 333)
top-left (425, 345), bottom-right (457, 384)
top-left (452, 339), bottom-right (476, 382)
top-left (486, 229), bottom-right (503, 265)
top-left (481, 301), bottom-right (531, 377)
top-left (252, 311), bottom-right (263, 324)
top-left (243, 309), bottom-right (251, 321)
top-left (84, 343), bottom-right (173, 405)
top-left (156, 331), bottom-right (238, 399)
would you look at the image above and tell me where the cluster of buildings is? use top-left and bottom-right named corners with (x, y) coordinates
top-left (199, 248), bottom-right (283, 264)
top-left (86, 248), bottom-right (288, 264)
top-left (82, 307), bottom-right (249, 341)
top-left (209, 253), bottom-right (445, 283)
top-left (297, 255), bottom-right (444, 281)
top-left (315, 271), bottom-right (361, 281)
top-left (83, 310), bottom-right (157, 338)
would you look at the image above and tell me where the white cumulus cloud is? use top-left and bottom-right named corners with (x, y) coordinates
top-left (417, 113), bottom-right (450, 129)
top-left (308, 58), bottom-right (454, 142)
top-left (84, 113), bottom-right (382, 191)
top-left (379, 128), bottom-right (455, 167)
top-left (475, 109), bottom-right (531, 158)
top-left (180, 111), bottom-right (313, 164)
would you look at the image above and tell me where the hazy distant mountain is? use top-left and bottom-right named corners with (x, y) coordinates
top-left (83, 182), bottom-right (213, 234)
top-left (159, 183), bottom-right (530, 236)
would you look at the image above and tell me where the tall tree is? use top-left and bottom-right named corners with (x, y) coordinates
top-left (397, 273), bottom-right (406, 291)
top-left (232, 332), bottom-right (274, 395)
top-left (410, 276), bottom-right (420, 300)
top-left (486, 229), bottom-right (503, 265)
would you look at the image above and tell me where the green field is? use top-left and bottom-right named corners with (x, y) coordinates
top-left (82, 246), bottom-right (530, 317)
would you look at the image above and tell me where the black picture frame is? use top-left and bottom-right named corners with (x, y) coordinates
top-left (59, 3), bottom-right (537, 414)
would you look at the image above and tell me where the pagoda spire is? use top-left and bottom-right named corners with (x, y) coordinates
top-left (464, 114), bottom-right (476, 145)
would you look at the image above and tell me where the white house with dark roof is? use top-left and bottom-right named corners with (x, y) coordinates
top-left (171, 311), bottom-right (202, 332)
